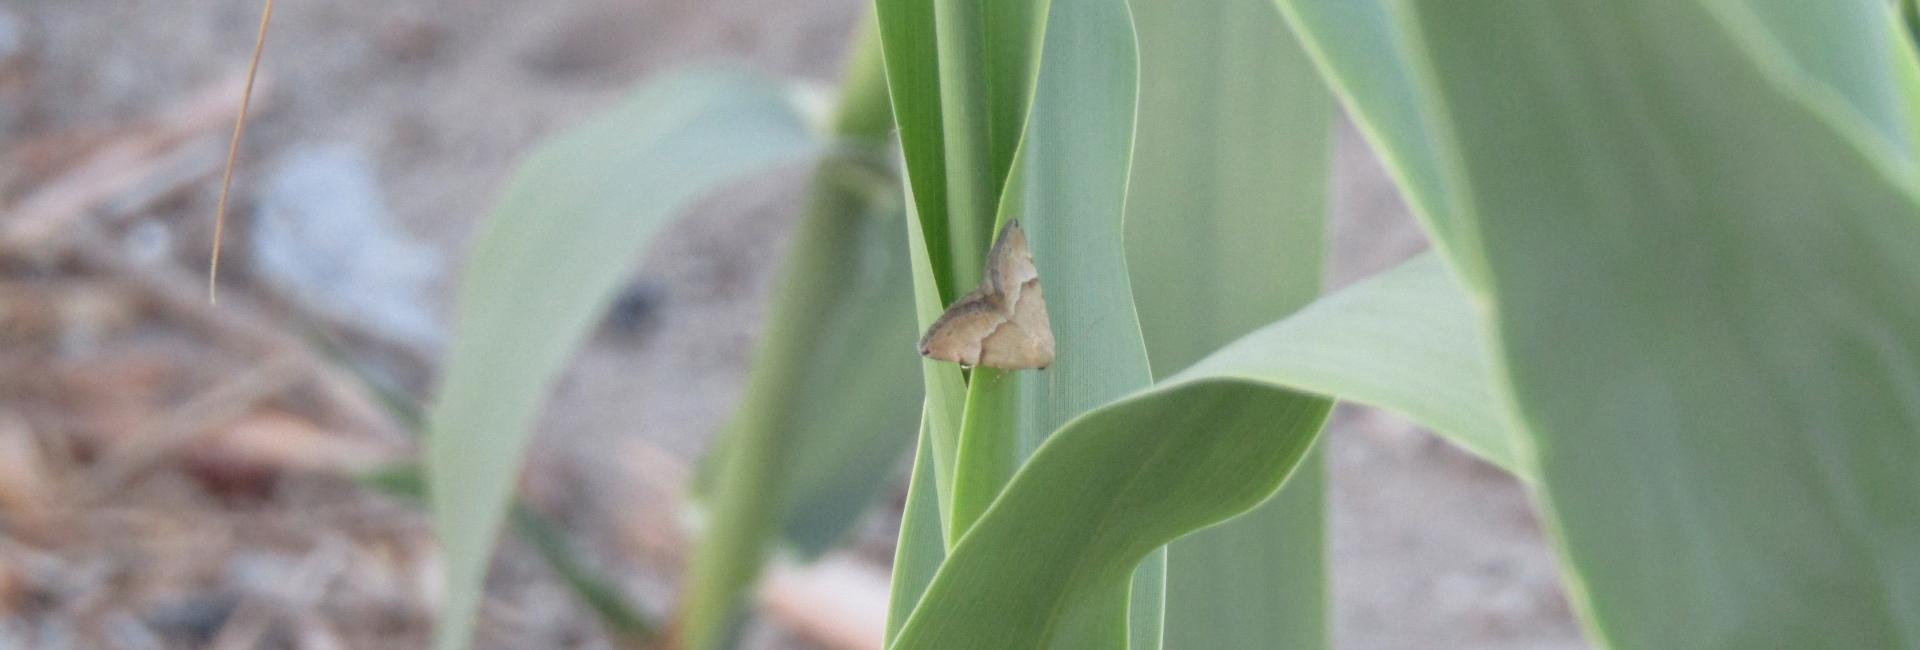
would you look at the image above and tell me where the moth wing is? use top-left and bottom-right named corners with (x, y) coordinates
top-left (918, 295), bottom-right (1005, 368)
top-left (987, 221), bottom-right (1039, 302)
top-left (978, 277), bottom-right (1055, 370)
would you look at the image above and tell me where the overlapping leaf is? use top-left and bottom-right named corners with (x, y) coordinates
top-left (1123, 0), bottom-right (1334, 645)
top-left (891, 254), bottom-right (1512, 650)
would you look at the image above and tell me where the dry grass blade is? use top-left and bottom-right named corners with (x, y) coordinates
top-left (209, 0), bottom-right (278, 304)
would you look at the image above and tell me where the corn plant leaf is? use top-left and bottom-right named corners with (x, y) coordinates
top-left (1704, 0), bottom-right (1911, 162)
top-left (928, 0), bottom-right (1048, 292)
top-left (1406, 3), bottom-right (1920, 648)
top-left (425, 71), bottom-right (813, 650)
top-left (1288, 0), bottom-right (1920, 647)
top-left (886, 418), bottom-right (949, 642)
top-left (874, 0), bottom-right (957, 300)
top-left (1123, 0), bottom-right (1334, 646)
top-left (908, 0), bottom-right (1161, 644)
top-left (676, 25), bottom-right (927, 648)
top-left (1270, 0), bottom-right (1484, 292)
top-left (891, 254), bottom-right (1510, 650)
top-left (752, 18), bottom-right (922, 561)
top-left (770, 193), bottom-right (921, 555)
top-left (882, 154), bottom-right (969, 646)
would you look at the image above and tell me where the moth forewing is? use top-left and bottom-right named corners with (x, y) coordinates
top-left (917, 220), bottom-right (1055, 370)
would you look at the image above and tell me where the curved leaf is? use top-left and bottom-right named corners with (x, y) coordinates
top-left (1123, 0), bottom-right (1335, 644)
top-left (426, 71), bottom-right (813, 650)
top-left (892, 254), bottom-right (1515, 650)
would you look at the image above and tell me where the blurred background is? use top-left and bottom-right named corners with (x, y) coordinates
top-left (0, 1), bottom-right (1584, 648)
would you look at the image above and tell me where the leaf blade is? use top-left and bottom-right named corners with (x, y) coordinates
top-left (425, 71), bottom-right (813, 650)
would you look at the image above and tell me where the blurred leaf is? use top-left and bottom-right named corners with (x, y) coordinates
top-left (1271, 0), bottom-right (1486, 291)
top-left (691, 15), bottom-right (922, 564)
top-left (360, 462), bottom-right (655, 643)
top-left (1706, 0), bottom-right (1911, 163)
top-left (511, 506), bottom-right (655, 642)
top-left (677, 24), bottom-right (923, 649)
top-left (1289, 0), bottom-right (1920, 647)
top-left (426, 71), bottom-right (813, 650)
top-left (1398, 2), bottom-right (1920, 648)
top-left (890, 253), bottom-right (1509, 650)
top-left (1124, 0), bottom-right (1333, 645)
top-left (770, 197), bottom-right (921, 555)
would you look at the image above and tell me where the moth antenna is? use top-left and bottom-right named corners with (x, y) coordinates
top-left (210, 0), bottom-right (278, 304)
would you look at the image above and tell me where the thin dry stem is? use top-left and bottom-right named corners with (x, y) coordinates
top-left (210, 0), bottom-right (278, 304)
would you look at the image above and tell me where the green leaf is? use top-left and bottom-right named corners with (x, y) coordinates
top-left (907, 0), bottom-right (1158, 644)
top-left (1124, 0), bottom-right (1334, 645)
top-left (930, 0), bottom-right (1049, 293)
top-left (1272, 0), bottom-right (1488, 292)
top-left (677, 24), bottom-right (923, 648)
top-left (892, 255), bottom-right (1513, 650)
top-left (886, 417), bottom-right (949, 643)
top-left (1291, 1), bottom-right (1920, 647)
top-left (1702, 0), bottom-right (1911, 163)
top-left (946, 0), bottom-right (1151, 543)
top-left (890, 377), bottom-right (1333, 650)
top-left (755, 14), bottom-right (923, 561)
top-left (425, 71), bottom-right (813, 650)
top-left (1190, 254), bottom-right (1517, 473)
top-left (1394, 2), bottom-right (1920, 648)
top-left (875, 0), bottom-right (957, 300)
top-left (883, 195), bottom-right (966, 644)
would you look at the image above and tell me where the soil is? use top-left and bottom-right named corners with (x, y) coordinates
top-left (0, 0), bottom-right (1589, 649)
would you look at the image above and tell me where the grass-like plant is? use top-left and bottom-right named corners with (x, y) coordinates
top-left (423, 1), bottom-right (1920, 649)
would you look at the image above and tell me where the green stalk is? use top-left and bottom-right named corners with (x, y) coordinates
top-left (672, 14), bottom-right (897, 650)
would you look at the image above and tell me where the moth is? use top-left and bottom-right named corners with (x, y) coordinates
top-left (918, 220), bottom-right (1057, 370)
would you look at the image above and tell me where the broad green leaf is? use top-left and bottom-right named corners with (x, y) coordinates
top-left (943, 0), bottom-right (1147, 550)
top-left (1184, 254), bottom-right (1516, 475)
top-left (1124, 0), bottom-right (1333, 645)
top-left (427, 70), bottom-right (813, 650)
top-left (1395, 2), bottom-right (1920, 648)
top-left (891, 377), bottom-right (1333, 650)
top-left (1704, 0), bottom-right (1911, 164)
top-left (677, 25), bottom-right (920, 650)
top-left (893, 255), bottom-right (1514, 650)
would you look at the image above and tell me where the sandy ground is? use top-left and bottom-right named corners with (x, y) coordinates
top-left (0, 0), bottom-right (1588, 648)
